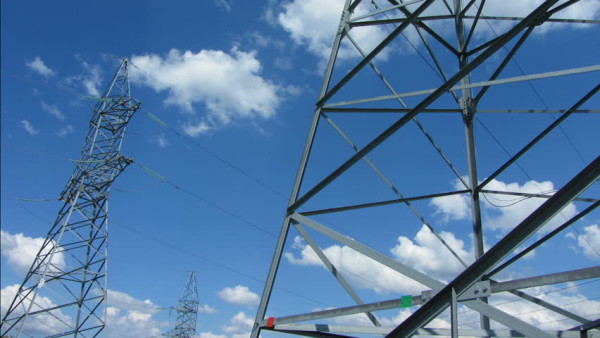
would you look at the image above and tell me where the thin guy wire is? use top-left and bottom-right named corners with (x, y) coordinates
top-left (129, 61), bottom-right (369, 238)
top-left (9, 65), bottom-right (439, 293)
top-left (15, 189), bottom-right (436, 302)
top-left (139, 98), bottom-right (412, 261)
top-left (141, 109), bottom-right (289, 200)
top-left (7, 128), bottom-right (421, 299)
top-left (472, 5), bottom-right (589, 166)
top-left (11, 54), bottom-right (404, 250)
top-left (133, 162), bottom-right (433, 296)
top-left (132, 162), bottom-right (278, 238)
top-left (322, 112), bottom-right (470, 268)
top-left (476, 105), bottom-right (600, 258)
top-left (7, 62), bottom-right (439, 312)
top-left (370, 0), bottom-right (467, 184)
top-left (110, 220), bottom-right (332, 308)
top-left (472, 1), bottom-right (588, 165)
top-left (469, 3), bottom-right (596, 259)
top-left (10, 199), bottom-right (333, 309)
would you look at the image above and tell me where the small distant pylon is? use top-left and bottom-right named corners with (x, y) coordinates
top-left (165, 271), bottom-right (200, 338)
top-left (1, 59), bottom-right (140, 337)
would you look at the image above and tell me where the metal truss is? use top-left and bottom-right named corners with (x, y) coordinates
top-left (1, 59), bottom-right (140, 337)
top-left (164, 271), bottom-right (200, 338)
top-left (252, 1), bottom-right (599, 337)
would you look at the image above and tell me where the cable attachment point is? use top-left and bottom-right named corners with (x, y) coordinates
top-left (460, 97), bottom-right (477, 123)
top-left (338, 10), bottom-right (350, 35)
top-left (532, 11), bottom-right (551, 27)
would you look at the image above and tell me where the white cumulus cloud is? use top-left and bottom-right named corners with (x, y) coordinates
top-left (285, 224), bottom-right (477, 295)
top-left (105, 307), bottom-right (164, 337)
top-left (198, 303), bottom-right (218, 314)
top-left (221, 311), bottom-right (253, 336)
top-left (1, 284), bottom-right (73, 337)
top-left (430, 192), bottom-right (470, 222)
top-left (470, 0), bottom-right (600, 35)
top-left (490, 288), bottom-right (600, 330)
top-left (130, 48), bottom-right (280, 135)
top-left (391, 225), bottom-right (473, 281)
top-left (105, 307), bottom-right (157, 335)
top-left (1, 287), bottom-right (170, 338)
top-left (103, 289), bottom-right (169, 338)
top-left (105, 289), bottom-right (162, 314)
top-left (431, 178), bottom-right (578, 233)
top-left (198, 332), bottom-right (227, 338)
top-left (483, 179), bottom-right (577, 233)
top-left (218, 285), bottom-right (260, 306)
top-left (285, 236), bottom-right (429, 295)
top-left (26, 56), bottom-right (55, 78)
top-left (576, 224), bottom-right (600, 261)
top-left (80, 60), bottom-right (102, 96)
top-left (275, 0), bottom-right (599, 66)
top-left (65, 59), bottom-right (103, 97)
top-left (277, 0), bottom-right (391, 61)
top-left (0, 232), bottom-right (169, 337)
top-left (183, 120), bottom-right (211, 138)
top-left (0, 230), bottom-right (65, 276)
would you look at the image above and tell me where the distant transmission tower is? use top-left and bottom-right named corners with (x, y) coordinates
top-left (1, 59), bottom-right (140, 337)
top-left (252, 1), bottom-right (599, 337)
top-left (165, 271), bottom-right (200, 338)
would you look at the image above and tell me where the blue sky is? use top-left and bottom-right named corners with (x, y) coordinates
top-left (1, 0), bottom-right (600, 337)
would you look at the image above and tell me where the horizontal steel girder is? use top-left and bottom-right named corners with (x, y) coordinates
top-left (260, 266), bottom-right (599, 327)
top-left (269, 324), bottom-right (590, 337)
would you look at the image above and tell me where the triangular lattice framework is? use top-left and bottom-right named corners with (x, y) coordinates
top-left (165, 271), bottom-right (200, 338)
top-left (252, 1), bottom-right (599, 337)
top-left (1, 59), bottom-right (140, 337)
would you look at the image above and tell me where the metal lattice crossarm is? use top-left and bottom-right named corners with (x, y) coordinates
top-left (252, 0), bottom-right (599, 337)
top-left (1, 59), bottom-right (140, 338)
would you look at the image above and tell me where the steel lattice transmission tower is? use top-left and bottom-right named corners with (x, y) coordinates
top-left (1, 59), bottom-right (140, 337)
top-left (252, 1), bottom-right (599, 337)
top-left (165, 271), bottom-right (200, 338)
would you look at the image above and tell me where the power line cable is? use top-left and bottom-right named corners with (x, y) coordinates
top-left (537, 312), bottom-right (600, 327)
top-left (7, 130), bottom-right (422, 298)
top-left (11, 115), bottom-right (596, 307)
top-left (133, 162), bottom-right (278, 238)
top-left (12, 54), bottom-right (597, 314)
top-left (109, 220), bottom-right (332, 308)
top-left (9, 58), bottom-right (291, 200)
top-left (141, 111), bottom-right (289, 200)
top-left (131, 162), bottom-right (435, 297)
top-left (10, 55), bottom-right (455, 326)
top-left (14, 191), bottom-right (429, 302)
top-left (136, 104), bottom-right (386, 250)
top-left (9, 197), bottom-right (334, 309)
